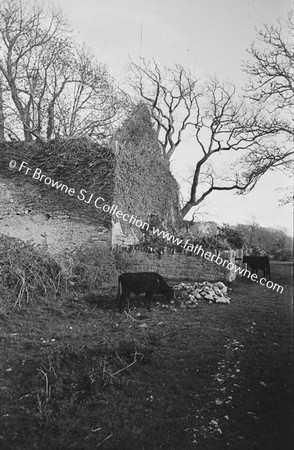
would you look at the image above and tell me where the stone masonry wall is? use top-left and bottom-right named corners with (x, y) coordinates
top-left (0, 178), bottom-right (111, 256)
top-left (116, 251), bottom-right (226, 282)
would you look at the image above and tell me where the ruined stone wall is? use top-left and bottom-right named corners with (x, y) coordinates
top-left (115, 251), bottom-right (226, 282)
top-left (0, 178), bottom-right (110, 255)
top-left (0, 139), bottom-right (114, 255)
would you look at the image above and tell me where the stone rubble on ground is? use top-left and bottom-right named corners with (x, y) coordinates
top-left (172, 281), bottom-right (231, 307)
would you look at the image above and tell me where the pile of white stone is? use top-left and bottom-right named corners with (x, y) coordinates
top-left (173, 281), bottom-right (231, 307)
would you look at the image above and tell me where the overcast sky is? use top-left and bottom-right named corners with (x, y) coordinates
top-left (55, 0), bottom-right (293, 235)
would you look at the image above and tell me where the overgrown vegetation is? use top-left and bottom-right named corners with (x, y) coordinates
top-left (184, 221), bottom-right (292, 260)
top-left (235, 223), bottom-right (293, 260)
top-left (68, 243), bottom-right (118, 291)
top-left (134, 220), bottom-right (244, 255)
top-left (0, 236), bottom-right (118, 306)
top-left (0, 234), bottom-right (66, 307)
top-left (0, 138), bottom-right (115, 226)
top-left (114, 103), bottom-right (179, 233)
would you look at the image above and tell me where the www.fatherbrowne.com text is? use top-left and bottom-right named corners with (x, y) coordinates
top-left (11, 160), bottom-right (284, 294)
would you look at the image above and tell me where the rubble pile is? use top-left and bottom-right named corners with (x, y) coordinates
top-left (173, 281), bottom-right (231, 308)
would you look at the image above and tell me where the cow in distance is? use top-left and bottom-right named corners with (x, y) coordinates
top-left (243, 255), bottom-right (271, 280)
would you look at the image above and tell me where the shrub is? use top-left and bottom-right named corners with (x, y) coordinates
top-left (69, 244), bottom-right (118, 291)
top-left (113, 248), bottom-right (137, 273)
top-left (217, 224), bottom-right (245, 249)
top-left (0, 234), bottom-right (66, 306)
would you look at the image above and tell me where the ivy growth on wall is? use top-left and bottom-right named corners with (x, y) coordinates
top-left (0, 138), bottom-right (115, 227)
top-left (114, 103), bottom-right (179, 235)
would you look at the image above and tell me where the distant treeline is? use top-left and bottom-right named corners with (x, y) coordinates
top-left (234, 223), bottom-right (293, 261)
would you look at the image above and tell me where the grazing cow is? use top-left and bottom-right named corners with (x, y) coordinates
top-left (243, 256), bottom-right (271, 280)
top-left (117, 272), bottom-right (174, 312)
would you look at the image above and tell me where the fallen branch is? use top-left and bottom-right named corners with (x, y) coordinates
top-left (124, 310), bottom-right (136, 321)
top-left (111, 351), bottom-right (143, 377)
top-left (96, 433), bottom-right (113, 447)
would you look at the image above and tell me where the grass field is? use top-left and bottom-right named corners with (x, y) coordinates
top-left (0, 262), bottom-right (293, 449)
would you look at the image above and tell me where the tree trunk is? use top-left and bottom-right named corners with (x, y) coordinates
top-left (180, 201), bottom-right (195, 220)
top-left (22, 109), bottom-right (32, 141)
top-left (6, 78), bottom-right (32, 141)
top-left (23, 125), bottom-right (33, 141)
top-left (47, 100), bottom-right (54, 140)
top-left (0, 78), bottom-right (5, 141)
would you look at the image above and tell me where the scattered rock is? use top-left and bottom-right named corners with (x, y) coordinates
top-left (210, 419), bottom-right (219, 427)
top-left (173, 281), bottom-right (231, 307)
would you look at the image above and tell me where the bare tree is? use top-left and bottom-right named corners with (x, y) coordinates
top-left (129, 58), bottom-right (201, 159)
top-left (55, 46), bottom-right (124, 141)
top-left (180, 79), bottom-right (272, 217)
top-left (128, 59), bottom-right (267, 218)
top-left (0, 0), bottom-right (69, 140)
top-left (0, 0), bottom-right (124, 141)
top-left (240, 10), bottom-right (294, 191)
top-left (244, 11), bottom-right (294, 115)
top-left (0, 76), bottom-right (5, 141)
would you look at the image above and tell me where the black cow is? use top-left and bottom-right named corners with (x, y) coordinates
top-left (243, 256), bottom-right (271, 280)
top-left (117, 272), bottom-right (174, 312)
